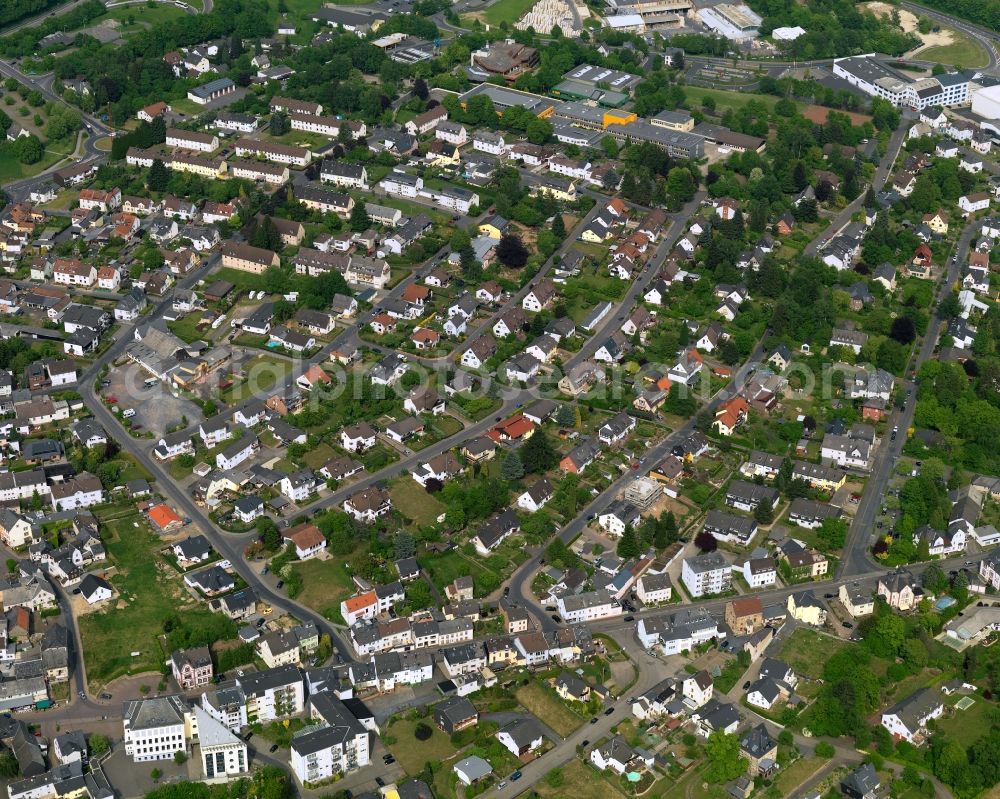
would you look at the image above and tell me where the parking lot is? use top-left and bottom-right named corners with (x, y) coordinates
top-left (104, 362), bottom-right (204, 438)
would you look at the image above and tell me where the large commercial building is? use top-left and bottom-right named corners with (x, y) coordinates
top-left (833, 55), bottom-right (969, 110)
top-left (604, 0), bottom-right (691, 30)
top-left (697, 3), bottom-right (762, 41)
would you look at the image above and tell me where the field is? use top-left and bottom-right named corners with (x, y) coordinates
top-left (0, 134), bottom-right (77, 183)
top-left (389, 478), bottom-right (447, 527)
top-left (917, 31), bottom-right (990, 69)
top-left (301, 442), bottom-right (337, 470)
top-left (533, 760), bottom-right (629, 799)
top-left (774, 756), bottom-right (825, 796)
top-left (936, 697), bottom-right (994, 748)
top-left (96, 4), bottom-right (190, 32)
top-left (386, 716), bottom-right (458, 775)
top-left (221, 353), bottom-right (292, 402)
top-left (514, 682), bottom-right (585, 737)
top-left (424, 549), bottom-right (488, 591)
top-left (213, 267), bottom-right (273, 292)
top-left (290, 556), bottom-right (357, 620)
top-left (167, 313), bottom-right (210, 344)
top-left (77, 508), bottom-right (226, 687)
top-left (481, 0), bottom-right (537, 25)
top-left (776, 628), bottom-right (850, 685)
top-left (679, 85), bottom-right (783, 114)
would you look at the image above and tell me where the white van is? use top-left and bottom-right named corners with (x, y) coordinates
top-left (122, 408), bottom-right (136, 419)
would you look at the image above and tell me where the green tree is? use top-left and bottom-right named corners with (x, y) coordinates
top-left (704, 732), bottom-right (744, 783)
top-left (501, 451), bottom-right (525, 480)
top-left (89, 733), bottom-right (110, 755)
top-left (519, 430), bottom-right (559, 473)
top-left (815, 741), bottom-right (835, 758)
top-left (147, 158), bottom-right (169, 191)
top-left (754, 497), bottom-right (774, 524)
top-left (865, 611), bottom-right (906, 658)
top-left (551, 213), bottom-right (566, 239)
top-left (350, 202), bottom-right (371, 232)
top-left (269, 111), bottom-right (289, 135)
top-left (556, 404), bottom-right (575, 427)
top-left (12, 133), bottom-right (42, 164)
top-left (617, 525), bottom-right (641, 559)
top-left (256, 517), bottom-right (282, 550)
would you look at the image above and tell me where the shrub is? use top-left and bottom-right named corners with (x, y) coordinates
top-left (414, 723), bottom-right (433, 741)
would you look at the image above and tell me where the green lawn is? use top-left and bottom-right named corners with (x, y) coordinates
top-left (679, 85), bottom-right (783, 114)
top-left (389, 478), bottom-right (447, 527)
top-left (936, 697), bottom-right (995, 748)
top-left (290, 557), bottom-right (357, 621)
top-left (917, 29), bottom-right (990, 69)
top-left (221, 353), bottom-right (291, 403)
top-left (0, 135), bottom-right (77, 183)
top-left (515, 682), bottom-right (586, 737)
top-left (97, 4), bottom-right (189, 30)
top-left (482, 0), bottom-right (537, 25)
top-left (533, 760), bottom-right (629, 799)
top-left (774, 757), bottom-right (825, 796)
top-left (776, 628), bottom-right (850, 686)
top-left (424, 549), bottom-right (487, 592)
top-left (302, 442), bottom-right (337, 470)
top-left (77, 509), bottom-right (228, 687)
top-left (213, 267), bottom-right (272, 292)
top-left (167, 313), bottom-right (210, 344)
top-left (386, 716), bottom-right (458, 776)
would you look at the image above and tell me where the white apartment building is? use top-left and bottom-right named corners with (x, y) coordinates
top-left (557, 589), bottom-right (622, 623)
top-left (320, 160), bottom-right (369, 190)
top-left (681, 552), bottom-right (731, 598)
top-left (123, 695), bottom-right (193, 762)
top-left (239, 666), bottom-right (306, 723)
top-left (290, 694), bottom-right (371, 785)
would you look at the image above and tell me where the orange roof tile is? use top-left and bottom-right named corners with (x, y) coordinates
top-left (343, 591), bottom-right (377, 612)
top-left (148, 504), bottom-right (182, 529)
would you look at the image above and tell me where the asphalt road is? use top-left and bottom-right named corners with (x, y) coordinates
top-left (805, 118), bottom-right (909, 257)
top-left (0, 58), bottom-right (111, 202)
top-left (839, 214), bottom-right (976, 575)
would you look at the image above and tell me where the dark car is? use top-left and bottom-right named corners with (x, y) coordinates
top-left (100, 692), bottom-right (112, 700)
top-left (842, 621), bottom-right (853, 629)
top-left (582, 739), bottom-right (589, 747)
top-left (589, 717), bottom-right (598, 724)
top-left (511, 771), bottom-right (522, 781)
top-left (244, 732), bottom-right (253, 741)
top-left (503, 586), bottom-right (510, 597)
top-left (604, 707), bottom-right (614, 716)
top-left (624, 615), bottom-right (634, 622)
top-left (376, 777), bottom-right (385, 788)
top-left (269, 744), bottom-right (279, 753)
top-left (276, 581), bottom-right (284, 589)
top-left (824, 593), bottom-right (836, 599)
top-left (551, 614), bottom-right (562, 624)
top-left (742, 681), bottom-right (751, 690)
top-left (384, 756), bottom-right (395, 765)
top-left (545, 606), bottom-right (556, 612)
